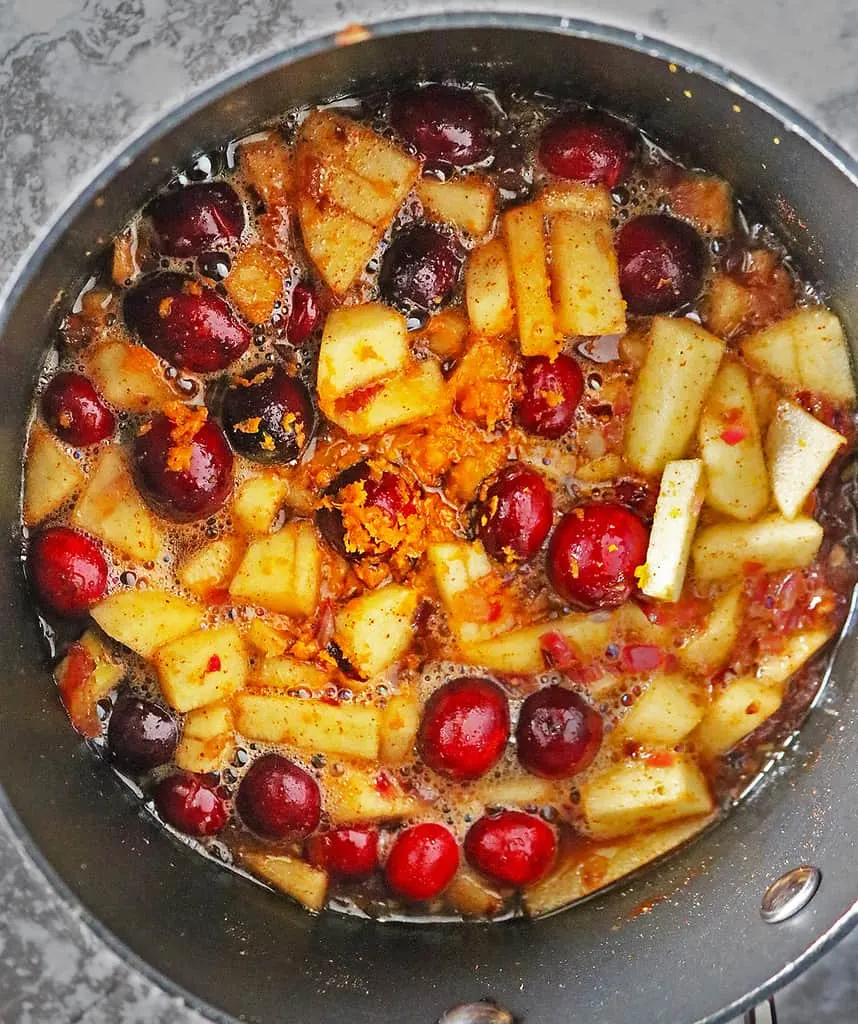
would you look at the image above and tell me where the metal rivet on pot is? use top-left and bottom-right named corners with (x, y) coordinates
top-left (760, 866), bottom-right (821, 923)
top-left (438, 1001), bottom-right (515, 1024)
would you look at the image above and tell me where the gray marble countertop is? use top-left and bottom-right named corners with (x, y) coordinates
top-left (3, 0), bottom-right (858, 1020)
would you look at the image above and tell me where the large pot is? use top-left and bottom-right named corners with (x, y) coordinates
top-left (2, 14), bottom-right (857, 1024)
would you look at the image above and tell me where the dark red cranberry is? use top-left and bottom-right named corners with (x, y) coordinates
top-left (29, 527), bottom-right (108, 617)
top-left (379, 225), bottom-right (462, 312)
top-left (516, 685), bottom-right (603, 778)
top-left (385, 822), bottom-right (459, 901)
top-left (221, 363), bottom-right (315, 463)
top-left (419, 677), bottom-right (510, 780)
top-left (517, 355), bottom-right (584, 439)
top-left (124, 272), bottom-right (251, 372)
top-left (237, 753), bottom-right (321, 839)
top-left (287, 284), bottom-right (321, 344)
top-left (616, 214), bottom-right (706, 314)
top-left (154, 772), bottom-right (228, 836)
top-left (107, 696), bottom-right (178, 774)
top-left (476, 464), bottom-right (553, 563)
top-left (464, 810), bottom-right (557, 886)
top-left (41, 372), bottom-right (115, 447)
top-left (315, 460), bottom-right (420, 560)
top-left (390, 85), bottom-right (492, 167)
top-left (306, 826), bottom-right (379, 878)
top-left (146, 182), bottom-right (245, 257)
top-left (133, 410), bottom-right (233, 522)
top-left (538, 112), bottom-right (635, 187)
top-left (547, 503), bottom-right (649, 609)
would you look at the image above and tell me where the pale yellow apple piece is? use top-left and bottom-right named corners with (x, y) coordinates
top-left (86, 338), bottom-right (179, 413)
top-left (691, 514), bottom-right (823, 581)
top-left (23, 423), bottom-right (84, 526)
top-left (324, 767), bottom-right (419, 823)
top-left (245, 619), bottom-right (290, 657)
top-left (639, 458), bottom-right (705, 602)
top-left (177, 535), bottom-right (244, 600)
top-left (334, 584), bottom-right (418, 679)
top-left (417, 175), bottom-right (497, 236)
top-left (427, 541), bottom-right (492, 608)
top-left (256, 655), bottom-right (331, 690)
top-left (549, 212), bottom-right (626, 337)
top-left (175, 702), bottom-right (235, 772)
top-left (465, 238), bottom-right (515, 338)
top-left (502, 204), bottom-right (558, 358)
top-left (677, 583), bottom-right (743, 675)
top-left (447, 869), bottom-right (504, 917)
top-left (232, 473), bottom-right (290, 534)
top-left (756, 627), bottom-right (834, 687)
top-left (328, 359), bottom-right (451, 436)
top-left (154, 625), bottom-right (248, 713)
top-left (379, 690), bottom-right (421, 765)
top-left (223, 243), bottom-right (285, 324)
top-left (615, 673), bottom-right (706, 747)
top-left (91, 590), bottom-right (200, 658)
top-left (539, 181), bottom-right (613, 219)
top-left (229, 521), bottom-right (321, 617)
top-left (241, 851), bottom-right (328, 912)
top-left (692, 678), bottom-right (782, 758)
top-left (297, 197), bottom-right (382, 297)
top-left (317, 303), bottom-right (409, 404)
top-left (766, 399), bottom-right (846, 519)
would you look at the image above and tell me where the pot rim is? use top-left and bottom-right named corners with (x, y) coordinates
top-left (3, 11), bottom-right (858, 1024)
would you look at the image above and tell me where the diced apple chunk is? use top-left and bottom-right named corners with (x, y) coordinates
top-left (223, 243), bottom-right (285, 324)
top-left (240, 133), bottom-right (293, 206)
top-left (447, 868), bottom-right (504, 917)
top-left (416, 175), bottom-right (497, 236)
top-left (766, 400), bottom-right (845, 519)
top-left (625, 316), bottom-right (725, 476)
top-left (692, 678), bottom-right (782, 758)
top-left (328, 359), bottom-right (450, 436)
top-left (154, 625), bottom-right (248, 712)
top-left (232, 473), bottom-right (290, 534)
top-left (580, 756), bottom-right (714, 840)
top-left (539, 181), bottom-right (613, 219)
top-left (335, 584), bottom-right (418, 679)
top-left (241, 851), bottom-right (328, 912)
top-left (317, 303), bottom-right (409, 406)
top-left (297, 197), bottom-right (381, 297)
top-left (756, 627), bottom-right (833, 687)
top-left (23, 423), bottom-right (84, 526)
top-left (503, 204), bottom-right (558, 358)
top-left (229, 521), bottom-right (321, 617)
top-left (175, 702), bottom-right (235, 772)
top-left (379, 690), bottom-right (421, 765)
top-left (414, 308), bottom-right (469, 360)
top-left (639, 459), bottom-right (704, 603)
top-left (235, 692), bottom-right (380, 760)
top-left (72, 446), bottom-right (163, 562)
top-left (549, 213), bottom-right (626, 337)
top-left (177, 535), bottom-right (244, 600)
top-left (245, 619), bottom-right (290, 657)
top-left (474, 774), bottom-right (558, 809)
top-left (427, 541), bottom-right (492, 608)
top-left (324, 767), bottom-right (419, 823)
top-left (86, 339), bottom-right (179, 413)
top-left (667, 174), bottom-right (733, 236)
top-left (55, 630), bottom-right (124, 738)
top-left (615, 673), bottom-right (706, 747)
top-left (91, 590), bottom-right (200, 658)
top-left (257, 655), bottom-right (330, 691)
top-left (678, 584), bottom-right (743, 674)
top-left (465, 238), bottom-right (515, 338)
top-left (692, 514), bottom-right (823, 581)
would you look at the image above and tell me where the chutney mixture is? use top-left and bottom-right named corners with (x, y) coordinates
top-left (20, 82), bottom-right (858, 919)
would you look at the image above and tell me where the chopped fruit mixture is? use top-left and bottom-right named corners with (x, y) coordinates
top-left (21, 82), bottom-right (858, 923)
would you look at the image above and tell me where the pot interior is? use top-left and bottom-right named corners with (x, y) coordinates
top-left (2, 17), bottom-right (858, 1024)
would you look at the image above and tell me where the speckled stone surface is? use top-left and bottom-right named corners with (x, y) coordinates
top-left (3, 1), bottom-right (858, 1021)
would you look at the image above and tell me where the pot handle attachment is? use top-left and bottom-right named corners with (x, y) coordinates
top-left (744, 996), bottom-right (778, 1024)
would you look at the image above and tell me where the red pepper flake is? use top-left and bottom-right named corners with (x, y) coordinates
top-left (206, 654), bottom-right (222, 672)
top-left (620, 644), bottom-right (664, 673)
top-left (642, 751), bottom-right (676, 768)
top-left (720, 426), bottom-right (748, 446)
top-left (375, 770), bottom-right (395, 795)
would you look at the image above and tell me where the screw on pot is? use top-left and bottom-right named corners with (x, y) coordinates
top-left (437, 1001), bottom-right (515, 1024)
top-left (760, 865), bottom-right (821, 923)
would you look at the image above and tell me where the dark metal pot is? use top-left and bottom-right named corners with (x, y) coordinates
top-left (2, 14), bottom-right (858, 1024)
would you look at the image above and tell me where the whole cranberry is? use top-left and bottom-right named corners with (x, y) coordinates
top-left (390, 85), bottom-right (492, 167)
top-left (385, 822), bottom-right (459, 901)
top-left (146, 182), bottom-right (245, 257)
top-left (237, 753), bottom-right (321, 839)
top-left (306, 826), bottom-right (379, 878)
top-left (287, 283), bottom-right (321, 344)
top-left (379, 225), bottom-right (462, 312)
top-left (547, 503), bottom-right (649, 609)
top-left (476, 464), bottom-right (553, 563)
top-left (124, 272), bottom-right (251, 372)
top-left (419, 677), bottom-right (510, 780)
top-left (221, 363), bottom-right (315, 463)
top-left (154, 772), bottom-right (228, 837)
top-left (464, 810), bottom-right (557, 886)
top-left (516, 685), bottom-right (603, 778)
top-left (539, 112), bottom-right (635, 187)
top-left (133, 409), bottom-right (233, 522)
top-left (616, 214), bottom-right (706, 314)
top-left (29, 527), bottom-right (108, 617)
top-left (41, 372), bottom-right (115, 447)
top-left (315, 460), bottom-right (420, 560)
top-left (517, 355), bottom-right (584, 439)
top-left (107, 696), bottom-right (178, 774)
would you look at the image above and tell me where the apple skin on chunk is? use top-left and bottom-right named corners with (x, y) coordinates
top-left (766, 399), bottom-right (846, 519)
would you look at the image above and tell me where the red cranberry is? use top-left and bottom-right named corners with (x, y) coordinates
top-left (379, 225), bottom-right (462, 312)
top-left (616, 214), bottom-right (706, 315)
top-left (464, 810), bottom-right (557, 886)
top-left (385, 822), bottom-right (459, 901)
top-left (107, 696), bottom-right (178, 774)
top-left (476, 464), bottom-right (553, 563)
top-left (419, 677), bottom-right (510, 780)
top-left (516, 685), bottom-right (603, 778)
top-left (517, 355), bottom-right (584, 439)
top-left (133, 409), bottom-right (233, 522)
top-left (306, 826), bottom-right (379, 878)
top-left (237, 753), bottom-right (321, 839)
top-left (146, 182), bottom-right (245, 257)
top-left (154, 772), bottom-right (228, 836)
top-left (390, 85), bottom-right (492, 167)
top-left (124, 272), bottom-right (251, 372)
top-left (41, 372), bottom-right (115, 447)
top-left (287, 283), bottom-right (321, 344)
top-left (222, 363), bottom-right (315, 463)
top-left (547, 503), bottom-right (649, 609)
top-left (538, 112), bottom-right (635, 187)
top-left (29, 527), bottom-right (108, 617)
